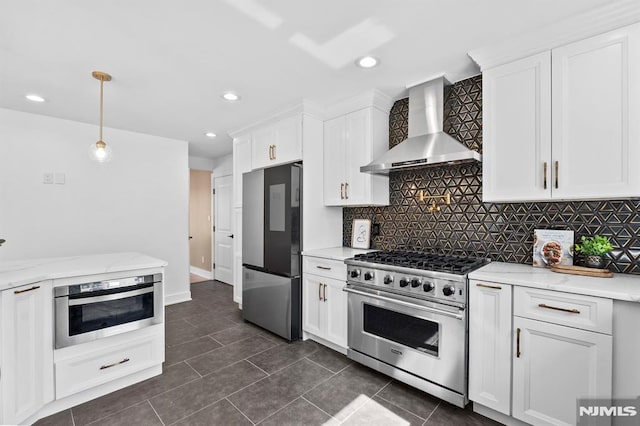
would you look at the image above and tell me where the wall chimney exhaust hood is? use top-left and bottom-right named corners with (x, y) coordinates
top-left (360, 76), bottom-right (481, 174)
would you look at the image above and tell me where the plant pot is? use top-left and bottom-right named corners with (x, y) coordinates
top-left (584, 255), bottom-right (605, 269)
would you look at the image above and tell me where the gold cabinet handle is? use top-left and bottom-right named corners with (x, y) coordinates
top-left (538, 303), bottom-right (580, 314)
top-left (345, 182), bottom-right (349, 199)
top-left (543, 162), bottom-right (547, 189)
top-left (272, 144), bottom-right (276, 160)
top-left (475, 283), bottom-right (502, 290)
top-left (100, 358), bottom-right (130, 370)
top-left (516, 328), bottom-right (521, 358)
top-left (318, 283), bottom-right (323, 301)
top-left (555, 161), bottom-right (559, 189)
top-left (316, 266), bottom-right (331, 270)
top-left (323, 284), bottom-right (327, 302)
top-left (340, 183), bottom-right (345, 199)
top-left (14, 285), bottom-right (40, 294)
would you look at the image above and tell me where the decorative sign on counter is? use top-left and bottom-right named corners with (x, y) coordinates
top-left (352, 219), bottom-right (372, 249)
top-left (533, 229), bottom-right (574, 267)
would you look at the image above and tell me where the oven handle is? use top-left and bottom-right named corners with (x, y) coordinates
top-left (67, 287), bottom-right (154, 306)
top-left (343, 286), bottom-right (464, 320)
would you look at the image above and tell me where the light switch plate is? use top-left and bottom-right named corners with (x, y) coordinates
top-left (43, 173), bottom-right (54, 184)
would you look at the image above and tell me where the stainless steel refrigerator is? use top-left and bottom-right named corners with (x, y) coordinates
top-left (242, 162), bottom-right (302, 341)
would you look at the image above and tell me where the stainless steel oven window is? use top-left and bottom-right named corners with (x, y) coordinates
top-left (362, 303), bottom-right (440, 357)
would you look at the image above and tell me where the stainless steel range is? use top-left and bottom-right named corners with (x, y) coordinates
top-left (344, 250), bottom-right (488, 407)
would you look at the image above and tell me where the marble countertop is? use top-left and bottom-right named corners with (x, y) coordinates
top-left (469, 261), bottom-right (640, 302)
top-left (302, 247), bottom-right (378, 261)
top-left (0, 252), bottom-right (167, 291)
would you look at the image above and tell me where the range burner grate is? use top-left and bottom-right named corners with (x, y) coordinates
top-left (352, 250), bottom-right (488, 274)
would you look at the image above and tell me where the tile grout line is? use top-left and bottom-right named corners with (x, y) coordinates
top-left (300, 396), bottom-right (342, 424)
top-left (253, 396), bottom-right (306, 425)
top-left (245, 359), bottom-right (272, 377)
top-left (146, 399), bottom-right (166, 426)
top-left (375, 393), bottom-right (429, 422)
top-left (69, 408), bottom-right (76, 426)
top-left (333, 377), bottom-right (393, 425)
top-left (184, 359), bottom-right (203, 378)
top-left (303, 353), bottom-right (340, 375)
top-left (422, 401), bottom-right (441, 425)
top-left (226, 397), bottom-right (256, 425)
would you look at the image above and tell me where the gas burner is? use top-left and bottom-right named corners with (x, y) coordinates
top-left (352, 250), bottom-right (488, 275)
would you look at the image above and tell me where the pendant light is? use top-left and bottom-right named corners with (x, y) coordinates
top-left (89, 71), bottom-right (113, 162)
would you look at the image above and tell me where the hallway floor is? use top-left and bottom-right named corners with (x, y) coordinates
top-left (36, 280), bottom-right (501, 426)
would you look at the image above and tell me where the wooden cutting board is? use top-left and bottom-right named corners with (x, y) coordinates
top-left (551, 264), bottom-right (613, 278)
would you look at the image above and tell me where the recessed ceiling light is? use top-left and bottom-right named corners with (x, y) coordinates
top-left (222, 92), bottom-right (240, 101)
top-left (205, 132), bottom-right (217, 138)
top-left (25, 94), bottom-right (45, 102)
top-left (356, 56), bottom-right (379, 68)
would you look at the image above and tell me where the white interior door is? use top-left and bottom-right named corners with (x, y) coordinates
top-left (214, 175), bottom-right (234, 284)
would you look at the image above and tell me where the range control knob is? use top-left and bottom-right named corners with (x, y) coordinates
top-left (422, 282), bottom-right (435, 292)
top-left (442, 285), bottom-right (456, 296)
top-left (399, 278), bottom-right (410, 288)
top-left (383, 275), bottom-right (394, 285)
top-left (350, 269), bottom-right (361, 279)
top-left (410, 278), bottom-right (422, 288)
top-left (364, 271), bottom-right (374, 281)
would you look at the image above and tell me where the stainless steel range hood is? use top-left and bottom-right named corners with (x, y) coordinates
top-left (361, 76), bottom-right (481, 174)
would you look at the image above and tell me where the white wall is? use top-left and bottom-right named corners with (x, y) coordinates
top-left (212, 154), bottom-right (232, 177)
top-left (0, 109), bottom-right (190, 304)
top-left (188, 155), bottom-right (215, 171)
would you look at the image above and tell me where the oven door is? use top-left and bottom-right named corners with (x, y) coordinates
top-left (55, 281), bottom-right (162, 349)
top-left (345, 284), bottom-right (467, 394)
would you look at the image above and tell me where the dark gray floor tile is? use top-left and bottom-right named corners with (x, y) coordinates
top-left (34, 409), bottom-right (73, 426)
top-left (210, 323), bottom-right (266, 345)
top-left (187, 335), bottom-right (277, 376)
top-left (425, 402), bottom-right (503, 426)
top-left (342, 396), bottom-right (424, 425)
top-left (165, 319), bottom-right (211, 347)
top-left (248, 339), bottom-right (320, 373)
top-left (306, 346), bottom-right (353, 373)
top-left (165, 336), bottom-right (221, 366)
top-left (72, 362), bottom-right (199, 425)
top-left (304, 363), bottom-right (391, 421)
top-left (192, 315), bottom-right (240, 335)
top-left (376, 380), bottom-right (439, 419)
top-left (85, 401), bottom-right (162, 426)
top-left (150, 361), bottom-right (266, 425)
top-left (228, 359), bottom-right (332, 423)
top-left (259, 397), bottom-right (339, 426)
top-left (174, 399), bottom-right (251, 426)
top-left (165, 301), bottom-right (209, 319)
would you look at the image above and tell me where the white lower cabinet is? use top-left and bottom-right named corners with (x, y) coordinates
top-left (0, 281), bottom-right (54, 425)
top-left (512, 317), bottom-right (612, 426)
top-left (302, 256), bottom-right (348, 351)
top-left (468, 281), bottom-right (512, 415)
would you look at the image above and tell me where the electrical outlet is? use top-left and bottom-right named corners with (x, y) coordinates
top-left (371, 223), bottom-right (381, 237)
top-left (43, 173), bottom-right (53, 184)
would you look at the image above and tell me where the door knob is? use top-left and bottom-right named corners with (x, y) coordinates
top-left (228, 234), bottom-right (234, 238)
top-left (189, 236), bottom-right (193, 239)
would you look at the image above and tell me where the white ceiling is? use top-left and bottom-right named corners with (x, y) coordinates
top-left (1, 0), bottom-right (614, 159)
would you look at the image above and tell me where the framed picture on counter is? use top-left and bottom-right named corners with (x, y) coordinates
top-left (352, 219), bottom-right (371, 249)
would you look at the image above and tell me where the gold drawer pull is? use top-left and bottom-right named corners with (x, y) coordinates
top-left (100, 358), bottom-right (130, 370)
top-left (340, 183), bottom-right (345, 199)
top-left (318, 283), bottom-right (323, 301)
top-left (323, 284), bottom-right (327, 302)
top-left (538, 303), bottom-right (580, 314)
top-left (14, 285), bottom-right (40, 294)
top-left (316, 266), bottom-right (331, 270)
top-left (476, 283), bottom-right (502, 290)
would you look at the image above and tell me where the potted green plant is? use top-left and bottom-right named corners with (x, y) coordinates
top-left (574, 235), bottom-right (613, 268)
top-left (0, 239), bottom-right (4, 246)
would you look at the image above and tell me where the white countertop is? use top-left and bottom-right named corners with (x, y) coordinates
top-left (0, 252), bottom-right (168, 291)
top-left (302, 247), bottom-right (378, 261)
top-left (469, 261), bottom-right (640, 302)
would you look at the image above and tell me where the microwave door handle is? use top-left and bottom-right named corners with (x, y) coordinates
top-left (67, 287), bottom-right (154, 306)
top-left (343, 286), bottom-right (464, 320)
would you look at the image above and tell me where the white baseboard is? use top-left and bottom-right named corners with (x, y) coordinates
top-left (190, 266), bottom-right (213, 279)
top-left (164, 291), bottom-right (192, 305)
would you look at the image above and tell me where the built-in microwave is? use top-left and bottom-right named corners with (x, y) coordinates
top-left (54, 273), bottom-right (163, 349)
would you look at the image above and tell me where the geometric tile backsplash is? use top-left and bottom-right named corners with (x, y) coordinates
top-left (343, 75), bottom-right (640, 274)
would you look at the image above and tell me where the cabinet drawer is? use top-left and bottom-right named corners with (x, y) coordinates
top-left (513, 287), bottom-right (612, 334)
top-left (55, 329), bottom-right (164, 398)
top-left (303, 256), bottom-right (346, 280)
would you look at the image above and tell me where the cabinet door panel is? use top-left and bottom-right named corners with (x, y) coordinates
top-left (251, 126), bottom-right (276, 170)
top-left (483, 51), bottom-right (552, 202)
top-left (512, 317), bottom-right (612, 426)
top-left (343, 109), bottom-right (371, 205)
top-left (323, 116), bottom-right (346, 205)
top-left (302, 274), bottom-right (323, 337)
top-left (469, 281), bottom-right (512, 415)
top-left (272, 115), bottom-right (302, 165)
top-left (323, 277), bottom-right (348, 349)
top-left (552, 23), bottom-right (640, 199)
top-left (233, 137), bottom-right (251, 208)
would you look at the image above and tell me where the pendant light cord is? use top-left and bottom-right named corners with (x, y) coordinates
top-left (99, 77), bottom-right (104, 141)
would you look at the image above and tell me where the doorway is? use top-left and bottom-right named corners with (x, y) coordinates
top-left (189, 169), bottom-right (213, 281)
top-left (214, 175), bottom-right (234, 284)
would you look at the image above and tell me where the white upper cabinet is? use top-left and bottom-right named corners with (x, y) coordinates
top-left (323, 105), bottom-right (390, 206)
top-left (483, 52), bottom-right (551, 202)
top-left (482, 23), bottom-right (640, 202)
top-left (251, 115), bottom-right (302, 170)
top-left (232, 136), bottom-right (251, 208)
top-left (552, 23), bottom-right (640, 199)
